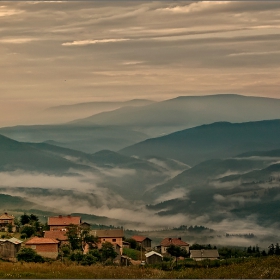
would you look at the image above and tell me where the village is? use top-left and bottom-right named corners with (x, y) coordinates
top-left (0, 212), bottom-right (220, 265)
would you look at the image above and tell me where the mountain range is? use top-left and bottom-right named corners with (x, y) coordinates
top-left (1, 94), bottom-right (280, 239)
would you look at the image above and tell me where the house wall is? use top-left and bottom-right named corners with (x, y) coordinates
top-left (140, 239), bottom-right (151, 249)
top-left (99, 237), bottom-right (123, 254)
top-left (25, 243), bottom-right (58, 259)
top-left (146, 254), bottom-right (162, 265)
top-left (49, 226), bottom-right (69, 231)
top-left (161, 245), bottom-right (189, 254)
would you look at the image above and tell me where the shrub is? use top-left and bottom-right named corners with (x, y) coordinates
top-left (80, 254), bottom-right (98, 266)
top-left (17, 248), bottom-right (45, 263)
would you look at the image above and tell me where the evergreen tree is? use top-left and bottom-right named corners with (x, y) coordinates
top-left (268, 244), bottom-right (275, 255)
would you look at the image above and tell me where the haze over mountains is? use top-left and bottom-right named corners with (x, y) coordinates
top-left (1, 94), bottom-right (280, 246)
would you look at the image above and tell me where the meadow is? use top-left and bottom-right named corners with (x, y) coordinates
top-left (1, 256), bottom-right (280, 279)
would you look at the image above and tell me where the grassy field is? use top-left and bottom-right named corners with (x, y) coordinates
top-left (0, 256), bottom-right (280, 279)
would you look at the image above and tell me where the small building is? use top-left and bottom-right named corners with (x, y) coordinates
top-left (0, 212), bottom-right (16, 232)
top-left (44, 230), bottom-right (68, 245)
top-left (80, 222), bottom-right (91, 231)
top-left (131, 235), bottom-right (152, 249)
top-left (157, 237), bottom-right (189, 255)
top-left (190, 249), bottom-right (219, 261)
top-left (0, 237), bottom-right (22, 262)
top-left (145, 251), bottom-right (163, 264)
top-left (91, 229), bottom-right (124, 254)
top-left (122, 241), bottom-right (130, 249)
top-left (48, 215), bottom-right (81, 231)
top-left (25, 237), bottom-right (59, 259)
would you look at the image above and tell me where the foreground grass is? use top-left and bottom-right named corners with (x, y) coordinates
top-left (1, 256), bottom-right (280, 279)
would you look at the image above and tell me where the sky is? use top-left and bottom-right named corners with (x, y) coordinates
top-left (1, 1), bottom-right (280, 126)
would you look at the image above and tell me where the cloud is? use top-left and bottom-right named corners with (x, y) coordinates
top-left (228, 50), bottom-right (280, 57)
top-left (154, 188), bottom-right (189, 204)
top-left (158, 2), bottom-right (229, 14)
top-left (0, 6), bottom-right (23, 17)
top-left (62, 38), bottom-right (130, 46)
top-left (0, 38), bottom-right (36, 44)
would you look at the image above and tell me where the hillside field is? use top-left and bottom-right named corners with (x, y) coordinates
top-left (1, 256), bottom-right (280, 279)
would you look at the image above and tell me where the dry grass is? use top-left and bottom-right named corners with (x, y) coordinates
top-left (0, 256), bottom-right (280, 279)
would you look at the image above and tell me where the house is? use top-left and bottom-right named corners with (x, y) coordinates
top-left (0, 237), bottom-right (22, 262)
top-left (44, 230), bottom-right (68, 245)
top-left (0, 212), bottom-right (16, 232)
top-left (145, 251), bottom-right (163, 264)
top-left (80, 222), bottom-right (91, 231)
top-left (91, 229), bottom-right (124, 254)
top-left (157, 237), bottom-right (189, 254)
top-left (190, 249), bottom-right (219, 261)
top-left (25, 237), bottom-right (59, 259)
top-left (122, 241), bottom-right (130, 249)
top-left (131, 235), bottom-right (152, 249)
top-left (48, 215), bottom-right (81, 231)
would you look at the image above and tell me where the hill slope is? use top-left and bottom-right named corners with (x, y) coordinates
top-left (120, 119), bottom-right (280, 166)
top-left (73, 94), bottom-right (280, 136)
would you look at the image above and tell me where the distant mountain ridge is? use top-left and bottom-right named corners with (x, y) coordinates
top-left (120, 119), bottom-right (280, 166)
top-left (72, 94), bottom-right (280, 136)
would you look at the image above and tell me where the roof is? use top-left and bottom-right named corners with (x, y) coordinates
top-left (48, 215), bottom-right (81, 226)
top-left (8, 237), bottom-right (23, 245)
top-left (91, 229), bottom-right (124, 238)
top-left (0, 213), bottom-right (14, 220)
top-left (145, 251), bottom-right (163, 258)
top-left (160, 238), bottom-right (189, 247)
top-left (44, 231), bottom-right (68, 241)
top-left (190, 250), bottom-right (219, 259)
top-left (25, 237), bottom-right (59, 245)
top-left (132, 235), bottom-right (151, 242)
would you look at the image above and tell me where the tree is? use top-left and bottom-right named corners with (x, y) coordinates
top-left (166, 244), bottom-right (187, 267)
top-left (7, 223), bottom-right (13, 233)
top-left (268, 244), bottom-right (275, 255)
top-left (17, 248), bottom-right (44, 263)
top-left (81, 229), bottom-right (98, 251)
top-left (66, 224), bottom-right (81, 251)
top-left (20, 214), bottom-right (30, 225)
top-left (20, 225), bottom-right (36, 238)
top-left (275, 243), bottom-right (280, 255)
top-left (101, 242), bottom-right (117, 262)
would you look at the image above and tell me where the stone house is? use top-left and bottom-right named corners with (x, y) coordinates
top-left (25, 237), bottom-right (59, 259)
top-left (0, 237), bottom-right (22, 262)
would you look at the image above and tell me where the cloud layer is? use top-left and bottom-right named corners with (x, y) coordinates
top-left (0, 1), bottom-right (280, 126)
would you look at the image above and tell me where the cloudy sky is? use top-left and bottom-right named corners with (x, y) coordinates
top-left (1, 1), bottom-right (280, 126)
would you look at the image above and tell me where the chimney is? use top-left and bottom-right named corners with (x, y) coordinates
top-left (169, 238), bottom-right (172, 242)
top-left (178, 237), bottom-right (181, 240)
top-left (59, 215), bottom-right (62, 218)
top-left (4, 212), bottom-right (7, 215)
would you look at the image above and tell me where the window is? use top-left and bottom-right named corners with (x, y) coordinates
top-left (112, 238), bottom-right (116, 242)
top-left (31, 245), bottom-right (36, 249)
top-left (103, 239), bottom-right (105, 241)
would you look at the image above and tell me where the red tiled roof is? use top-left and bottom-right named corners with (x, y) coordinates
top-left (48, 215), bottom-right (81, 226)
top-left (160, 238), bottom-right (189, 247)
top-left (91, 229), bottom-right (124, 238)
top-left (132, 235), bottom-right (151, 242)
top-left (25, 237), bottom-right (59, 245)
top-left (44, 231), bottom-right (68, 241)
